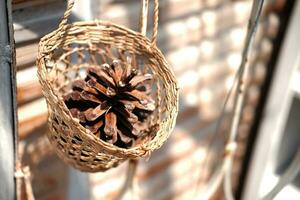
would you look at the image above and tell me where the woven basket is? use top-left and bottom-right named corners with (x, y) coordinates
top-left (37, 0), bottom-right (179, 172)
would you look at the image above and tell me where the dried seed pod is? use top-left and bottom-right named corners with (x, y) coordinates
top-left (63, 61), bottom-right (155, 148)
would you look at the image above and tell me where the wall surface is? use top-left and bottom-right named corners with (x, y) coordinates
top-left (12, 0), bottom-right (285, 199)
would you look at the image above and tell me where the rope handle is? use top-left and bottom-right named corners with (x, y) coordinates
top-left (15, 166), bottom-right (35, 200)
top-left (116, 160), bottom-right (139, 200)
top-left (58, 0), bottom-right (159, 45)
top-left (15, 149), bottom-right (35, 200)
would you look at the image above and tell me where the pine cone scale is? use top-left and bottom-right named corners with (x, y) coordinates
top-left (125, 90), bottom-right (153, 105)
top-left (129, 74), bottom-right (153, 88)
top-left (123, 68), bottom-right (138, 84)
top-left (84, 103), bottom-right (108, 121)
top-left (73, 80), bottom-right (98, 95)
top-left (80, 91), bottom-right (102, 104)
top-left (111, 61), bottom-right (124, 83)
top-left (102, 63), bottom-right (119, 86)
top-left (86, 78), bottom-right (113, 97)
top-left (88, 67), bottom-right (115, 88)
top-left (70, 108), bottom-right (86, 123)
top-left (104, 112), bottom-right (117, 137)
top-left (117, 130), bottom-right (132, 144)
top-left (86, 120), bottom-right (104, 133)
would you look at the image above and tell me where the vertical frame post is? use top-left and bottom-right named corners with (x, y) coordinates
top-left (0, 0), bottom-right (18, 199)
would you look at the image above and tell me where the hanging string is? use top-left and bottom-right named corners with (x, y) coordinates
top-left (116, 160), bottom-right (139, 200)
top-left (15, 143), bottom-right (35, 200)
top-left (139, 0), bottom-right (149, 36)
top-left (223, 0), bottom-right (265, 199)
top-left (194, 0), bottom-right (265, 199)
top-left (15, 165), bottom-right (35, 200)
top-left (117, 0), bottom-right (154, 198)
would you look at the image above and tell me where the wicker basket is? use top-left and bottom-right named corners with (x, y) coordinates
top-left (37, 0), bottom-right (179, 172)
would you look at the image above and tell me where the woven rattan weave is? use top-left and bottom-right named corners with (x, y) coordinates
top-left (37, 0), bottom-right (179, 172)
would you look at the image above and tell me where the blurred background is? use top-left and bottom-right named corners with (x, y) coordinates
top-left (10, 0), bottom-right (299, 199)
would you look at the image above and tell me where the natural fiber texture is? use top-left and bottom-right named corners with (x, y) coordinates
top-left (37, 0), bottom-right (179, 172)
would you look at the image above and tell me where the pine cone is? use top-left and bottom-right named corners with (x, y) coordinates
top-left (63, 61), bottom-right (155, 148)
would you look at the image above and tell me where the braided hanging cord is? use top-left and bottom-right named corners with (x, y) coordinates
top-left (151, 0), bottom-right (159, 45)
top-left (58, 0), bottom-right (75, 31)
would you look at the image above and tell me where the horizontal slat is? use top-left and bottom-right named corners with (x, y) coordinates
top-left (17, 80), bottom-right (42, 105)
top-left (13, 0), bottom-right (64, 23)
top-left (16, 42), bottom-right (38, 69)
top-left (18, 112), bottom-right (47, 140)
top-left (16, 67), bottom-right (42, 105)
top-left (12, 0), bottom-right (60, 10)
top-left (14, 17), bottom-right (62, 44)
top-left (18, 98), bottom-right (47, 122)
top-left (18, 98), bottom-right (47, 139)
top-left (13, 0), bottom-right (65, 44)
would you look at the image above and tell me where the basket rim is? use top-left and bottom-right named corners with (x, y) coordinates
top-left (37, 20), bottom-right (179, 158)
